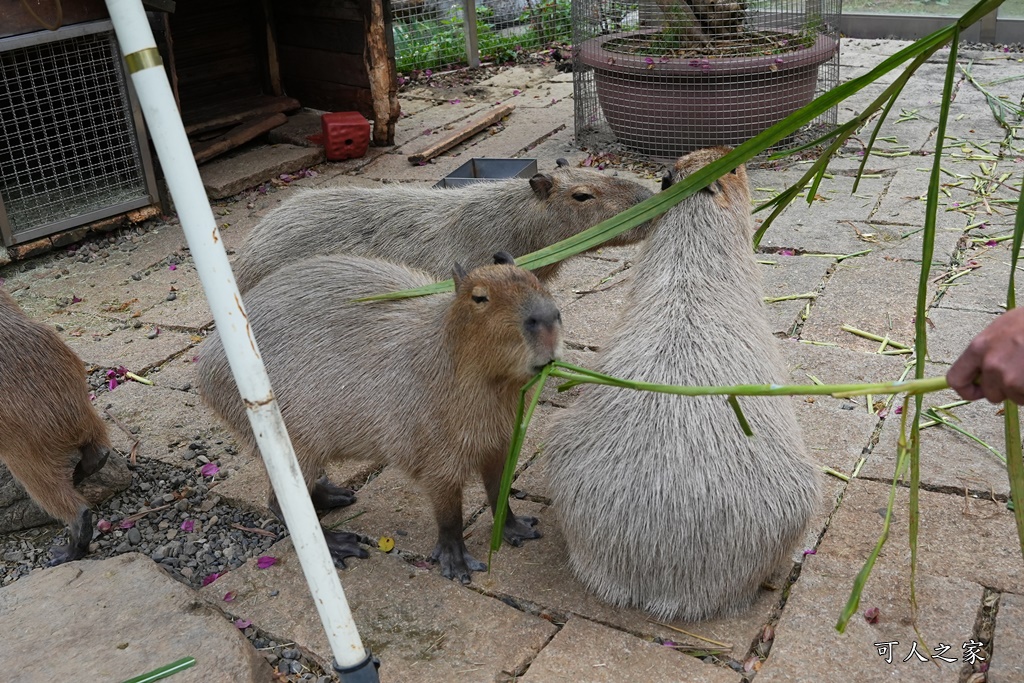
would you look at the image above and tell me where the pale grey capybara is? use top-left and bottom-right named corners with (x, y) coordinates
top-left (0, 289), bottom-right (111, 565)
top-left (230, 160), bottom-right (654, 292)
top-left (544, 147), bottom-right (822, 621)
top-left (196, 252), bottom-right (563, 583)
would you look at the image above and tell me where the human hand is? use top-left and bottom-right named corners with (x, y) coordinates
top-left (947, 306), bottom-right (1024, 404)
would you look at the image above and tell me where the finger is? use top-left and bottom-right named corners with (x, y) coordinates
top-left (979, 375), bottom-right (1007, 405)
top-left (946, 362), bottom-right (983, 401)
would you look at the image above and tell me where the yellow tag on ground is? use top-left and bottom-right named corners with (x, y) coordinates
top-left (378, 536), bottom-right (395, 553)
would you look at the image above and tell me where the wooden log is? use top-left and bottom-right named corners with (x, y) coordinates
top-left (190, 112), bottom-right (288, 165)
top-left (363, 0), bottom-right (399, 146)
top-left (407, 104), bottom-right (516, 164)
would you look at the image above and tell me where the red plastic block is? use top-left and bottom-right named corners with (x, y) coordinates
top-left (321, 111), bottom-right (370, 161)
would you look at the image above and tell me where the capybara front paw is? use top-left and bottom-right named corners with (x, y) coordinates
top-left (47, 542), bottom-right (85, 567)
top-left (430, 541), bottom-right (487, 584)
top-left (323, 529), bottom-right (368, 568)
top-left (311, 476), bottom-right (357, 510)
top-left (503, 514), bottom-right (542, 547)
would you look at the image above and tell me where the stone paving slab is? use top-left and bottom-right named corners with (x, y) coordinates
top-left (926, 306), bottom-right (998, 365)
top-left (2, 553), bottom-right (274, 682)
top-left (799, 255), bottom-right (938, 353)
top-left (756, 555), bottom-right (982, 683)
top-left (98, 380), bottom-right (236, 469)
top-left (465, 500), bottom-right (787, 662)
top-left (859, 379), bottom-right (1015, 498)
top-left (201, 144), bottom-right (325, 200)
top-left (759, 255), bottom-right (832, 335)
top-left (990, 592), bottom-right (1024, 683)
top-left (518, 616), bottom-right (742, 683)
top-left (50, 313), bottom-right (195, 372)
top-left (200, 540), bottom-right (558, 682)
top-left (392, 101), bottom-right (492, 149)
top-left (321, 466), bottom-right (490, 560)
top-left (816, 479), bottom-right (1023, 595)
top-left (935, 244), bottom-right (1024, 314)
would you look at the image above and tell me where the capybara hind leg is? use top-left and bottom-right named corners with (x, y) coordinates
top-left (428, 487), bottom-right (485, 584)
top-left (48, 505), bottom-right (92, 566)
top-left (311, 475), bottom-right (356, 510)
top-left (480, 456), bottom-right (541, 547)
top-left (267, 488), bottom-right (367, 568)
top-left (73, 442), bottom-right (110, 486)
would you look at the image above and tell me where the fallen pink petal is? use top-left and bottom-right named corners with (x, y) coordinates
top-left (96, 519), bottom-right (112, 533)
top-left (864, 606), bottom-right (881, 624)
top-left (202, 572), bottom-right (221, 586)
top-left (200, 462), bottom-right (220, 477)
top-left (223, 591), bottom-right (237, 602)
top-left (119, 519), bottom-right (135, 530)
top-left (256, 555), bottom-right (278, 569)
top-left (180, 519), bottom-right (195, 532)
top-left (449, 98), bottom-right (461, 104)
top-left (234, 618), bottom-right (252, 629)
top-left (779, 249), bottom-right (795, 256)
top-left (71, 295), bottom-right (82, 304)
top-left (168, 263), bottom-right (177, 271)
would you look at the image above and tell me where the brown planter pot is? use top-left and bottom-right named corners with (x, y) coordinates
top-left (580, 31), bottom-right (839, 156)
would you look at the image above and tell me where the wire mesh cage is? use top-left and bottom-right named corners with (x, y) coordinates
top-left (573, 0), bottom-right (841, 158)
top-left (392, 0), bottom-right (573, 75)
top-left (0, 22), bottom-right (157, 247)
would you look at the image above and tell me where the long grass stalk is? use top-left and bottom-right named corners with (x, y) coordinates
top-left (489, 364), bottom-right (551, 559)
top-left (1003, 173), bottom-right (1024, 559)
top-left (836, 396), bottom-right (913, 631)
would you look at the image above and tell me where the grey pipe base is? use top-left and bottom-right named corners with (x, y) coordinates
top-left (332, 651), bottom-right (380, 683)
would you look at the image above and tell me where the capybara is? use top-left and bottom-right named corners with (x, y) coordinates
top-left (0, 289), bottom-right (111, 565)
top-left (231, 160), bottom-right (654, 292)
top-left (544, 147), bottom-right (822, 621)
top-left (196, 252), bottom-right (563, 582)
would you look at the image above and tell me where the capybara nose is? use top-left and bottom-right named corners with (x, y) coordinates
top-left (525, 299), bottom-right (563, 362)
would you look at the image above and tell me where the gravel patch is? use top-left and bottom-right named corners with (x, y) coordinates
top-left (0, 456), bottom-right (286, 589)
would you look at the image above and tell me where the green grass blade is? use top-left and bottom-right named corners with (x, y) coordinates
top-left (836, 396), bottom-right (912, 632)
top-left (1003, 168), bottom-right (1024, 559)
top-left (120, 658), bottom-right (197, 683)
top-left (727, 395), bottom-right (755, 436)
top-left (489, 365), bottom-right (552, 560)
top-left (911, 24), bottom-right (960, 626)
top-left (550, 361), bottom-right (948, 398)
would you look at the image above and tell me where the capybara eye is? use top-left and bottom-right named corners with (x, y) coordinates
top-left (472, 294), bottom-right (489, 304)
top-left (572, 192), bottom-right (595, 202)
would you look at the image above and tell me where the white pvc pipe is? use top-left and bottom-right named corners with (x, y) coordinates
top-left (103, 0), bottom-right (370, 670)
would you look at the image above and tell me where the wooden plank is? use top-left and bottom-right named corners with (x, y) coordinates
top-left (262, 0), bottom-right (283, 96)
top-left (276, 80), bottom-right (374, 118)
top-left (277, 45), bottom-right (370, 89)
top-left (407, 104), bottom-right (516, 164)
top-left (271, 0), bottom-right (364, 23)
top-left (0, 0), bottom-right (107, 39)
top-left (273, 16), bottom-right (366, 54)
top-left (190, 112), bottom-right (288, 164)
top-left (184, 95), bottom-right (300, 134)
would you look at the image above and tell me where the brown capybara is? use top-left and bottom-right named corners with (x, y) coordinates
top-left (544, 147), bottom-right (822, 621)
top-left (0, 289), bottom-right (111, 565)
top-left (230, 160), bottom-right (655, 292)
top-left (196, 252), bottom-right (562, 583)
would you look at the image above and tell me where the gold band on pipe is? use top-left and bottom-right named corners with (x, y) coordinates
top-left (124, 48), bottom-right (163, 74)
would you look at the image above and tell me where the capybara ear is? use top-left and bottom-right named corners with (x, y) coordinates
top-left (530, 174), bottom-right (554, 200)
top-left (703, 179), bottom-right (722, 195)
top-left (493, 251), bottom-right (516, 266)
top-left (556, 158), bottom-right (570, 168)
top-left (453, 262), bottom-right (468, 288)
top-left (661, 171), bottom-right (674, 191)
